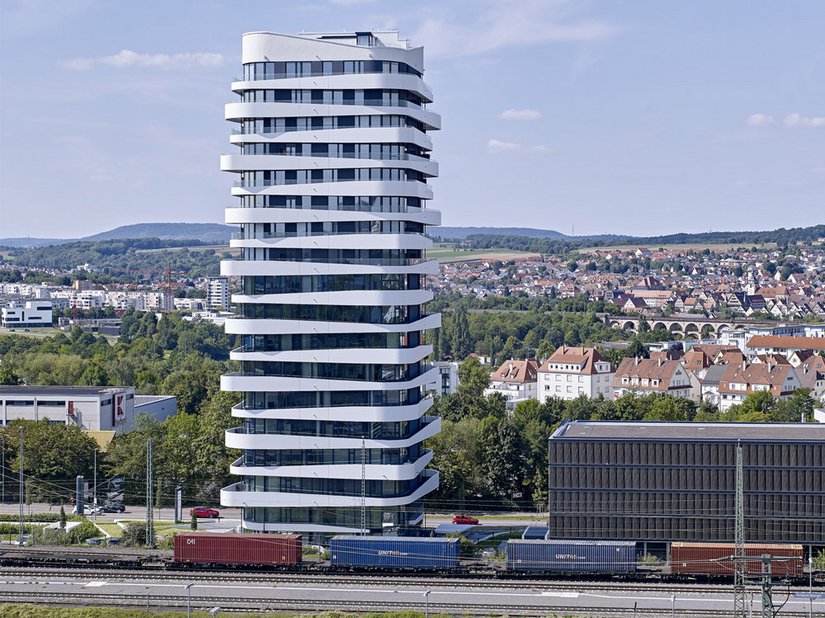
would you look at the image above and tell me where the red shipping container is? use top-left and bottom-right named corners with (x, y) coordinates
top-left (174, 533), bottom-right (302, 566)
top-left (670, 543), bottom-right (803, 578)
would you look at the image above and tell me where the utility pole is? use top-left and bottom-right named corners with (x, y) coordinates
top-left (93, 449), bottom-right (97, 524)
top-left (759, 555), bottom-right (773, 618)
top-left (734, 440), bottom-right (746, 618)
top-left (360, 438), bottom-right (366, 535)
top-left (145, 439), bottom-right (154, 548)
top-left (18, 428), bottom-right (24, 545)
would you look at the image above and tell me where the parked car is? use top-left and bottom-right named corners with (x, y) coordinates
top-left (452, 514), bottom-right (479, 525)
top-left (85, 537), bottom-right (105, 545)
top-left (190, 506), bottom-right (220, 518)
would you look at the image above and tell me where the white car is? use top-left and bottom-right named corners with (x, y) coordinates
top-left (83, 505), bottom-right (104, 515)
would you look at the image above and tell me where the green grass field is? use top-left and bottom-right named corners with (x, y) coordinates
top-left (428, 243), bottom-right (539, 263)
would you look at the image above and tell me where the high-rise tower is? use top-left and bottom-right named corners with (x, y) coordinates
top-left (219, 31), bottom-right (441, 535)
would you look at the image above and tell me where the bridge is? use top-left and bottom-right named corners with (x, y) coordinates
top-left (601, 314), bottom-right (773, 340)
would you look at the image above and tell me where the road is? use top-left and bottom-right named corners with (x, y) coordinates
top-left (0, 502), bottom-right (546, 528)
top-left (1, 571), bottom-right (823, 616)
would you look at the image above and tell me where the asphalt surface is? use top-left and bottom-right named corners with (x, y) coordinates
top-left (2, 572), bottom-right (823, 616)
top-left (0, 502), bottom-right (547, 528)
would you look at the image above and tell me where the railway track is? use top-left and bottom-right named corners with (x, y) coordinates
top-left (2, 565), bottom-right (823, 597)
top-left (2, 590), bottom-right (820, 617)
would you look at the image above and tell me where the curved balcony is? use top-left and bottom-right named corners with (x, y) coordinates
top-left (229, 127), bottom-right (433, 151)
top-left (223, 206), bottom-right (440, 226)
top-left (227, 233), bottom-right (431, 252)
top-left (229, 344), bottom-right (433, 365)
top-left (230, 72), bottom-right (434, 103)
top-left (220, 469), bottom-right (439, 508)
top-left (229, 449), bottom-right (433, 481)
top-left (223, 311), bottom-right (441, 336)
top-left (225, 415), bottom-right (441, 451)
top-left (220, 257), bottom-right (439, 278)
top-left (220, 154), bottom-right (438, 178)
top-left (220, 364), bottom-right (439, 394)
top-left (229, 288), bottom-right (433, 307)
top-left (230, 180), bottom-right (433, 201)
top-left (225, 102), bottom-right (441, 131)
top-left (230, 396), bottom-right (434, 422)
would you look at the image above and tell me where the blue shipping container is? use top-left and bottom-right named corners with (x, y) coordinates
top-left (330, 536), bottom-right (460, 570)
top-left (506, 540), bottom-right (637, 573)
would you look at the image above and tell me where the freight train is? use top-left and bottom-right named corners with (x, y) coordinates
top-left (2, 533), bottom-right (813, 582)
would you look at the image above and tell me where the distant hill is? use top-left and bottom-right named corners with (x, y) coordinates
top-left (433, 227), bottom-right (571, 240)
top-left (0, 237), bottom-right (68, 248)
top-left (0, 223), bottom-right (233, 248)
top-left (84, 223), bottom-right (232, 243)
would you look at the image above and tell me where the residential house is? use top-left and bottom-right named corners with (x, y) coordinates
top-left (484, 359), bottom-right (539, 409)
top-left (611, 358), bottom-right (693, 399)
top-left (537, 347), bottom-right (614, 402)
top-left (717, 362), bottom-right (802, 412)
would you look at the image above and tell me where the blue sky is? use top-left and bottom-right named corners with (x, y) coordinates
top-left (0, 0), bottom-right (822, 238)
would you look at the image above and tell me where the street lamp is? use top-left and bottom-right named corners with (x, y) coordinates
top-left (424, 590), bottom-right (431, 618)
top-left (184, 583), bottom-right (194, 618)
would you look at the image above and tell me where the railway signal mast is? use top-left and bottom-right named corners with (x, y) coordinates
top-left (734, 441), bottom-right (746, 617)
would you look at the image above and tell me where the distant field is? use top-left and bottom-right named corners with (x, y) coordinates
top-left (0, 327), bottom-right (117, 342)
top-left (429, 244), bottom-right (539, 263)
top-left (578, 241), bottom-right (777, 253)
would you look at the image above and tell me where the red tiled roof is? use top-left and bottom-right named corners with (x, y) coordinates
top-left (538, 346), bottom-right (609, 375)
top-left (489, 359), bottom-right (539, 384)
top-left (746, 336), bottom-right (825, 351)
top-left (718, 362), bottom-right (797, 397)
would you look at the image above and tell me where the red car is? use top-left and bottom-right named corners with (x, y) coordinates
top-left (452, 514), bottom-right (479, 525)
top-left (190, 506), bottom-right (220, 518)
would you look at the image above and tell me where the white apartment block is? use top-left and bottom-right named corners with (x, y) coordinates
top-left (219, 31), bottom-right (441, 536)
top-left (207, 276), bottom-right (231, 310)
top-left (426, 361), bottom-right (459, 397)
top-left (1, 300), bottom-right (53, 328)
top-left (538, 346), bottom-right (614, 402)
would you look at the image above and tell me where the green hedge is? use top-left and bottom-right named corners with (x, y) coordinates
top-left (0, 512), bottom-right (83, 523)
top-left (0, 523), bottom-right (40, 534)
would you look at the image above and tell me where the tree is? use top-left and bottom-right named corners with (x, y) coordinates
top-left (2, 420), bottom-right (98, 502)
top-left (59, 506), bottom-right (67, 530)
top-left (191, 512), bottom-right (198, 531)
top-left (770, 389), bottom-right (814, 423)
top-left (450, 307), bottom-right (472, 360)
top-left (480, 419), bottom-right (525, 500)
top-left (457, 357), bottom-right (489, 400)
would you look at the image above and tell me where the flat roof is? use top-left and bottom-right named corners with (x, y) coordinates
top-left (134, 395), bottom-right (175, 406)
top-left (0, 385), bottom-right (129, 396)
top-left (552, 421), bottom-right (825, 441)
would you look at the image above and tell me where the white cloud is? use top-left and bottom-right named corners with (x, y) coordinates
top-left (784, 113), bottom-right (825, 128)
top-left (328, 0), bottom-right (375, 4)
top-left (413, 0), bottom-right (618, 58)
top-left (62, 49), bottom-right (224, 71)
top-left (500, 108), bottom-right (542, 121)
top-left (487, 139), bottom-right (551, 154)
top-left (744, 113), bottom-right (775, 127)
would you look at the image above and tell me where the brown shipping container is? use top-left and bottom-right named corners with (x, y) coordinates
top-left (670, 543), bottom-right (803, 577)
top-left (174, 533), bottom-right (302, 566)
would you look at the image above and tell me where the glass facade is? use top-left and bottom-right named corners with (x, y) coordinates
top-left (220, 31), bottom-right (440, 537)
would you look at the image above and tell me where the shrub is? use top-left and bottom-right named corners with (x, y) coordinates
top-left (67, 520), bottom-right (102, 544)
top-left (121, 522), bottom-right (154, 547)
top-left (31, 527), bottom-right (69, 546)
